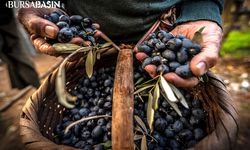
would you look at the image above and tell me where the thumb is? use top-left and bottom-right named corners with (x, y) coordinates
top-left (190, 44), bottom-right (219, 76)
top-left (27, 15), bottom-right (59, 39)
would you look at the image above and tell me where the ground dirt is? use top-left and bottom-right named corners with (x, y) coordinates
top-left (0, 55), bottom-right (249, 150)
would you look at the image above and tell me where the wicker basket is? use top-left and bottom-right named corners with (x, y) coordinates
top-left (20, 44), bottom-right (238, 150)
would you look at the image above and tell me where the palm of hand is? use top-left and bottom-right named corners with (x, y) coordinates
top-left (136, 20), bottom-right (223, 88)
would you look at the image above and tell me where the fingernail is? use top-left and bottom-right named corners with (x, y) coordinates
top-left (196, 62), bottom-right (206, 75)
top-left (45, 26), bottom-right (56, 38)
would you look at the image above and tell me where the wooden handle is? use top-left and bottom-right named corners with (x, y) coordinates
top-left (112, 49), bottom-right (134, 150)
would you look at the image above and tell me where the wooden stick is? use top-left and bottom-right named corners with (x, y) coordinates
top-left (112, 49), bottom-right (134, 150)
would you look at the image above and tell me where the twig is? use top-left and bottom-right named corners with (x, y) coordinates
top-left (64, 115), bottom-right (111, 133)
top-left (99, 32), bottom-right (121, 51)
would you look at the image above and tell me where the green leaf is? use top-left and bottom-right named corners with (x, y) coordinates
top-left (192, 26), bottom-right (205, 44)
top-left (92, 50), bottom-right (97, 65)
top-left (134, 84), bottom-right (154, 95)
top-left (147, 93), bottom-right (154, 130)
top-left (134, 115), bottom-right (147, 132)
top-left (135, 125), bottom-right (144, 133)
top-left (136, 75), bottom-right (159, 88)
top-left (141, 135), bottom-right (147, 150)
top-left (96, 51), bottom-right (101, 60)
top-left (79, 47), bottom-right (93, 52)
top-left (201, 73), bottom-right (209, 82)
top-left (169, 84), bottom-right (189, 109)
top-left (137, 94), bottom-right (144, 102)
top-left (101, 42), bottom-right (112, 48)
top-left (65, 92), bottom-right (77, 102)
top-left (198, 26), bottom-right (205, 33)
top-left (135, 77), bottom-right (144, 86)
top-left (153, 83), bottom-right (160, 110)
top-left (85, 50), bottom-right (94, 78)
top-left (134, 134), bottom-right (143, 141)
top-left (100, 141), bottom-right (112, 149)
top-left (159, 76), bottom-right (178, 102)
top-left (53, 43), bottom-right (81, 53)
top-left (161, 91), bottom-right (182, 116)
top-left (56, 66), bottom-right (74, 108)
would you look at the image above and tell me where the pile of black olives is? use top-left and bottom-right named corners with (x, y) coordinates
top-left (53, 64), bottom-right (207, 150)
top-left (44, 11), bottom-right (96, 45)
top-left (133, 66), bottom-right (207, 150)
top-left (54, 66), bottom-right (115, 150)
top-left (138, 30), bottom-right (202, 78)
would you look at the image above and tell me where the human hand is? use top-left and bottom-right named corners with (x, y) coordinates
top-left (18, 7), bottom-right (99, 56)
top-left (136, 20), bottom-right (223, 88)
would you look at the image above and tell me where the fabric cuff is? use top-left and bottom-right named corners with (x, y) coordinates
top-left (175, 1), bottom-right (222, 27)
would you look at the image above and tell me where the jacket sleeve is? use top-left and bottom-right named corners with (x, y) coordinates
top-left (175, 0), bottom-right (224, 26)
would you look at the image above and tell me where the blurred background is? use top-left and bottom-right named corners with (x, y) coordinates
top-left (0, 0), bottom-right (249, 149)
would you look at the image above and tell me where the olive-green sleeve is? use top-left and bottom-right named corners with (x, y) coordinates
top-left (175, 0), bottom-right (224, 26)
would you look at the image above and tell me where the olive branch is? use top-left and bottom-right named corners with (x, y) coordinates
top-left (53, 31), bottom-right (120, 108)
top-left (134, 73), bottom-right (189, 131)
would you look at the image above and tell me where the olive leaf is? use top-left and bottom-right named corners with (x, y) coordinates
top-left (192, 26), bottom-right (205, 44)
top-left (135, 75), bottom-right (159, 88)
top-left (55, 46), bottom-right (87, 108)
top-left (65, 92), bottom-right (78, 102)
top-left (92, 49), bottom-right (97, 66)
top-left (56, 64), bottom-right (76, 108)
top-left (135, 125), bottom-right (144, 133)
top-left (134, 134), bottom-right (143, 141)
top-left (96, 51), bottom-right (101, 60)
top-left (153, 83), bottom-right (160, 110)
top-left (101, 42), bottom-right (112, 48)
top-left (137, 94), bottom-right (144, 102)
top-left (135, 77), bottom-right (145, 86)
top-left (161, 91), bottom-right (182, 116)
top-left (85, 49), bottom-right (94, 78)
top-left (134, 143), bottom-right (138, 150)
top-left (159, 76), bottom-right (178, 102)
top-left (200, 73), bottom-right (209, 82)
top-left (141, 135), bottom-right (147, 150)
top-left (53, 43), bottom-right (81, 53)
top-left (100, 140), bottom-right (112, 149)
top-left (134, 115), bottom-right (147, 132)
top-left (134, 84), bottom-right (154, 95)
top-left (169, 84), bottom-right (189, 109)
top-left (147, 92), bottom-right (154, 130)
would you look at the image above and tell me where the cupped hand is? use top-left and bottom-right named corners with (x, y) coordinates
top-left (18, 7), bottom-right (100, 56)
top-left (136, 20), bottom-right (223, 88)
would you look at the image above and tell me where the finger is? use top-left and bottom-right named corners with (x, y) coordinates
top-left (190, 48), bottom-right (219, 76)
top-left (163, 73), bottom-right (199, 88)
top-left (144, 64), bottom-right (157, 78)
top-left (28, 15), bottom-right (59, 38)
top-left (135, 52), bottom-right (149, 62)
top-left (93, 23), bottom-right (100, 29)
top-left (69, 37), bottom-right (92, 47)
top-left (69, 37), bottom-right (84, 45)
top-left (31, 36), bottom-right (56, 55)
top-left (30, 34), bottom-right (38, 41)
top-left (94, 30), bottom-right (102, 38)
top-left (190, 30), bottom-right (222, 76)
top-left (83, 41), bottom-right (92, 47)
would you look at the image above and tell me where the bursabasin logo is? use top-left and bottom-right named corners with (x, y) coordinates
top-left (5, 1), bottom-right (64, 8)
